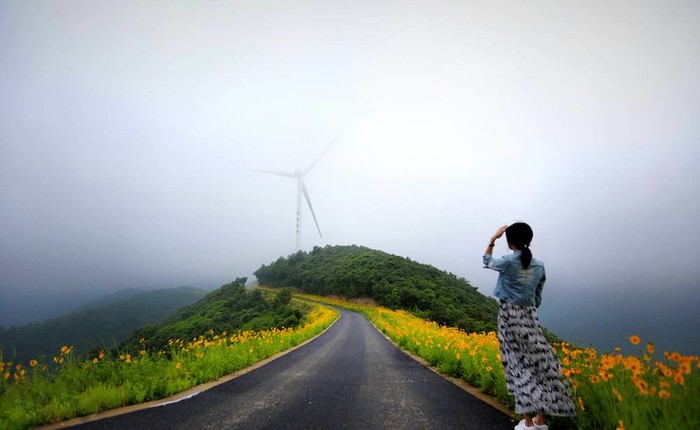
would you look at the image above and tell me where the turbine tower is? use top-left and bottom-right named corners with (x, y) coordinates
top-left (251, 133), bottom-right (341, 251)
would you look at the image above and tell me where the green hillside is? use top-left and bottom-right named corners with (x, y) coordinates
top-left (0, 286), bottom-right (207, 364)
top-left (119, 278), bottom-right (306, 353)
top-left (254, 245), bottom-right (500, 333)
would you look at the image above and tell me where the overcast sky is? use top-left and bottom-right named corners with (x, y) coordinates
top-left (1, 1), bottom-right (699, 351)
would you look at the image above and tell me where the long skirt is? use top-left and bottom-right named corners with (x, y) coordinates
top-left (498, 300), bottom-right (576, 416)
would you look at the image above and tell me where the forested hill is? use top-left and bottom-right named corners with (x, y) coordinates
top-left (0, 287), bottom-right (207, 364)
top-left (255, 245), bottom-right (499, 333)
top-left (119, 278), bottom-right (305, 353)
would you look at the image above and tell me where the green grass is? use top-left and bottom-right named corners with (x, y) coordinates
top-left (0, 304), bottom-right (339, 430)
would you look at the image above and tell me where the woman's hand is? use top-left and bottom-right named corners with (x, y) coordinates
top-left (491, 225), bottom-right (508, 242)
top-left (485, 225), bottom-right (508, 255)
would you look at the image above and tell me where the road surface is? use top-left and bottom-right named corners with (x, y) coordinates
top-left (73, 309), bottom-right (515, 429)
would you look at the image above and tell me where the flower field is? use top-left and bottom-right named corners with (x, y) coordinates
top-left (0, 304), bottom-right (339, 430)
top-left (293, 291), bottom-right (699, 430)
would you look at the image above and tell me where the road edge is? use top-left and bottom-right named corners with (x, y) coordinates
top-left (38, 311), bottom-right (342, 429)
top-left (365, 318), bottom-right (517, 420)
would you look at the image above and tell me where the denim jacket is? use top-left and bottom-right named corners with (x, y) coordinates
top-left (483, 251), bottom-right (546, 307)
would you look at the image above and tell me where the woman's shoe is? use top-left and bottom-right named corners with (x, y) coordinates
top-left (514, 420), bottom-right (536, 430)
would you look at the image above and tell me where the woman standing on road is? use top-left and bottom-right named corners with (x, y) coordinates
top-left (483, 222), bottom-right (576, 430)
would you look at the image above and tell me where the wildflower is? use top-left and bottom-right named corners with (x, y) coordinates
top-left (61, 345), bottom-right (69, 354)
top-left (589, 375), bottom-right (601, 384)
top-left (612, 387), bottom-right (623, 402)
top-left (658, 389), bottom-right (671, 399)
top-left (673, 372), bottom-right (685, 386)
top-left (646, 342), bottom-right (654, 354)
top-left (29, 359), bottom-right (38, 368)
top-left (176, 362), bottom-right (182, 369)
top-left (99, 351), bottom-right (105, 359)
top-left (93, 358), bottom-right (98, 364)
top-left (616, 420), bottom-right (625, 430)
top-left (3, 372), bottom-right (9, 380)
top-left (485, 366), bottom-right (493, 372)
top-left (633, 377), bottom-right (649, 394)
top-left (577, 396), bottom-right (585, 411)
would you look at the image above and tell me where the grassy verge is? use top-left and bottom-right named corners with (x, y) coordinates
top-left (0, 303), bottom-right (339, 430)
top-left (284, 289), bottom-right (699, 430)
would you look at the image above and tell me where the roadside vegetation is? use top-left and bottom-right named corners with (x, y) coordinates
top-left (255, 245), bottom-right (501, 333)
top-left (0, 286), bottom-right (207, 365)
top-left (291, 291), bottom-right (699, 430)
top-left (0, 287), bottom-right (339, 430)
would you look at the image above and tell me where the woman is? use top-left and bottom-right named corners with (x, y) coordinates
top-left (483, 222), bottom-right (575, 430)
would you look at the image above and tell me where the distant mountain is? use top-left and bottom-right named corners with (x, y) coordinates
top-left (254, 245), bottom-right (500, 333)
top-left (0, 286), bottom-right (207, 364)
top-left (74, 288), bottom-right (147, 311)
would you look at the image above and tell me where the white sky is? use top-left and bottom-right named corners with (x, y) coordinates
top-left (1, 1), bottom-right (699, 349)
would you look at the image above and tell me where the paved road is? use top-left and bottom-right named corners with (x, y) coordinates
top-left (74, 309), bottom-right (515, 430)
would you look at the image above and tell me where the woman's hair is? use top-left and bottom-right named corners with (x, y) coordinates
top-left (505, 222), bottom-right (534, 269)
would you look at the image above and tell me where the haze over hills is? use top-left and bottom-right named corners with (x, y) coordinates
top-left (0, 287), bottom-right (207, 364)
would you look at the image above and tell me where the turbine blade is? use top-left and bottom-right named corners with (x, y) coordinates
top-left (301, 179), bottom-right (322, 238)
top-left (304, 132), bottom-right (342, 175)
top-left (247, 169), bottom-right (296, 178)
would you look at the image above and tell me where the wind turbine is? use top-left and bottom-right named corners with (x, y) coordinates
top-left (251, 133), bottom-right (341, 251)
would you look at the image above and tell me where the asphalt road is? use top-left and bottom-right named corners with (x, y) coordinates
top-left (73, 309), bottom-right (515, 430)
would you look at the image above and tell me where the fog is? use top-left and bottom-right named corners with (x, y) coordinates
top-left (1, 1), bottom-right (699, 353)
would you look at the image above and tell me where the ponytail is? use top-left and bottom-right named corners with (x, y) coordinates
top-left (521, 244), bottom-right (532, 269)
top-left (505, 222), bottom-right (534, 269)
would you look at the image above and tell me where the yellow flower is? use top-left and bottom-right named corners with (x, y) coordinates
top-left (658, 389), bottom-right (671, 399)
top-left (612, 387), bottom-right (623, 402)
top-left (633, 377), bottom-right (649, 394)
top-left (629, 335), bottom-right (641, 345)
top-left (485, 366), bottom-right (493, 372)
top-left (175, 362), bottom-right (182, 369)
top-left (29, 360), bottom-right (38, 368)
top-left (646, 342), bottom-right (654, 354)
top-left (616, 419), bottom-right (625, 430)
top-left (99, 351), bottom-right (105, 359)
top-left (93, 358), bottom-right (98, 364)
top-left (577, 396), bottom-right (585, 411)
top-left (673, 372), bottom-right (685, 386)
top-left (61, 345), bottom-right (69, 354)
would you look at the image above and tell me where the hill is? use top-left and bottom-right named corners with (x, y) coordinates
top-left (0, 286), bottom-right (207, 364)
top-left (254, 245), bottom-right (500, 333)
top-left (119, 278), bottom-right (306, 353)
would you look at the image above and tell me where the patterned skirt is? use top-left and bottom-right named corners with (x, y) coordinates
top-left (498, 300), bottom-right (576, 416)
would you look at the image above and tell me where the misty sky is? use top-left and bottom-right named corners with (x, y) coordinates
top-left (1, 1), bottom-right (699, 352)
